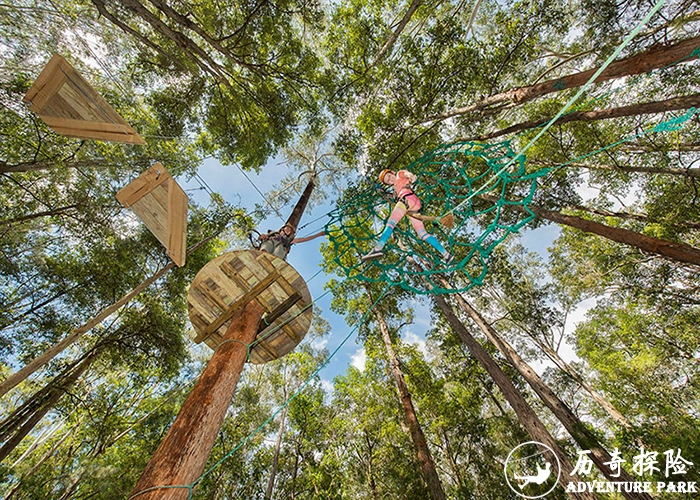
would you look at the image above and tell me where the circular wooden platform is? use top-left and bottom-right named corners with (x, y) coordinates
top-left (187, 250), bottom-right (313, 364)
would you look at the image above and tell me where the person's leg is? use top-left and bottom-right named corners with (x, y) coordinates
top-left (272, 243), bottom-right (288, 259)
top-left (361, 202), bottom-right (408, 261)
top-left (405, 195), bottom-right (452, 262)
top-left (260, 240), bottom-right (275, 254)
top-left (376, 201), bottom-right (408, 249)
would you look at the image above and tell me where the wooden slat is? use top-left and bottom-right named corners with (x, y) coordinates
top-left (195, 269), bottom-right (280, 342)
top-left (42, 116), bottom-right (135, 134)
top-left (23, 54), bottom-right (145, 145)
top-left (188, 251), bottom-right (313, 363)
top-left (24, 55), bottom-right (69, 111)
top-left (115, 163), bottom-right (172, 208)
top-left (167, 180), bottom-right (188, 267)
top-left (258, 292), bottom-right (302, 334)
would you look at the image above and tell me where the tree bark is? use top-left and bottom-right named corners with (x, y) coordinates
top-left (558, 162), bottom-right (700, 179)
top-left (462, 93), bottom-right (700, 142)
top-left (431, 293), bottom-right (597, 500)
top-left (370, 0), bottom-right (423, 68)
top-left (439, 280), bottom-right (650, 500)
top-left (419, 36), bottom-right (700, 125)
top-left (130, 299), bottom-right (264, 500)
top-left (0, 348), bottom-right (100, 462)
top-left (514, 327), bottom-right (631, 428)
top-left (264, 405), bottom-right (288, 500)
top-left (566, 204), bottom-right (700, 231)
top-left (480, 194), bottom-right (700, 266)
top-left (0, 234), bottom-right (218, 398)
top-left (370, 297), bottom-right (446, 500)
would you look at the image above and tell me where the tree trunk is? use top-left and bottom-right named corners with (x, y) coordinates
top-left (0, 204), bottom-right (82, 226)
top-left (463, 93), bottom-right (700, 141)
top-left (561, 162), bottom-right (700, 180)
top-left (431, 293), bottom-right (597, 500)
top-left (439, 280), bottom-right (650, 500)
top-left (481, 194), bottom-right (700, 266)
top-left (516, 328), bottom-right (631, 428)
top-left (0, 348), bottom-right (100, 462)
top-left (370, 297), bottom-right (446, 500)
top-left (419, 36), bottom-right (700, 125)
top-left (264, 405), bottom-right (288, 500)
top-left (130, 299), bottom-right (264, 500)
top-left (370, 0), bottom-right (422, 67)
top-left (0, 234), bottom-right (218, 397)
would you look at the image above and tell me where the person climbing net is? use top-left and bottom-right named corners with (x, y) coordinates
top-left (325, 140), bottom-right (547, 295)
top-left (360, 169), bottom-right (454, 264)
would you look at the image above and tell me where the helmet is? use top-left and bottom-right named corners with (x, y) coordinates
top-left (379, 169), bottom-right (395, 184)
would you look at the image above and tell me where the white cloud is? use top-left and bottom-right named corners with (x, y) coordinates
top-left (351, 348), bottom-right (367, 371)
top-left (311, 337), bottom-right (328, 350)
top-left (403, 330), bottom-right (429, 358)
top-left (320, 379), bottom-right (334, 394)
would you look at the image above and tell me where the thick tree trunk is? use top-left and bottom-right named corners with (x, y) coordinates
top-left (431, 293), bottom-right (597, 500)
top-left (264, 405), bottom-right (288, 500)
top-left (481, 194), bottom-right (700, 266)
top-left (419, 36), bottom-right (700, 125)
top-left (463, 93), bottom-right (700, 141)
top-left (130, 299), bottom-right (264, 500)
top-left (516, 329), bottom-right (631, 428)
top-left (370, 299), bottom-right (446, 500)
top-left (0, 234), bottom-right (218, 397)
top-left (562, 162), bottom-right (700, 179)
top-left (439, 280), bottom-right (650, 500)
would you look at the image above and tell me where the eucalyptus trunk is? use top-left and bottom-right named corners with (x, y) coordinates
top-left (438, 278), bottom-right (650, 500)
top-left (368, 291), bottom-right (446, 500)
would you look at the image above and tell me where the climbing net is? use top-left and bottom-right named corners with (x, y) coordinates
top-left (325, 103), bottom-right (698, 296)
top-left (326, 140), bottom-right (550, 295)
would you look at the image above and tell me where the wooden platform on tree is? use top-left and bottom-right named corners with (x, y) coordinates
top-left (116, 163), bottom-right (188, 267)
top-left (23, 54), bottom-right (145, 145)
top-left (187, 250), bottom-right (313, 364)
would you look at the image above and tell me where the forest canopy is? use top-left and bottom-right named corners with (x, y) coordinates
top-left (0, 0), bottom-right (698, 499)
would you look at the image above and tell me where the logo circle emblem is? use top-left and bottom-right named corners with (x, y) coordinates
top-left (504, 441), bottom-right (561, 498)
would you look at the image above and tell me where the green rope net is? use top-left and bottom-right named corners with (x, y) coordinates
top-left (326, 140), bottom-right (551, 295)
top-left (325, 108), bottom-right (698, 296)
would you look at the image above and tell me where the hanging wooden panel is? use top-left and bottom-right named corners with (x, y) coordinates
top-left (23, 54), bottom-right (145, 145)
top-left (116, 163), bottom-right (188, 267)
top-left (187, 250), bottom-right (313, 364)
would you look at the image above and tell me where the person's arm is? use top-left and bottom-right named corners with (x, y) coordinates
top-left (290, 231), bottom-right (325, 244)
top-left (397, 170), bottom-right (417, 183)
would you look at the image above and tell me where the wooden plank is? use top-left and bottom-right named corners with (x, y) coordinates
top-left (23, 55), bottom-right (68, 112)
top-left (167, 180), bottom-right (188, 267)
top-left (130, 196), bottom-right (167, 240)
top-left (116, 164), bottom-right (172, 208)
top-left (41, 116), bottom-right (135, 134)
top-left (24, 55), bottom-right (146, 144)
top-left (258, 292), bottom-right (302, 334)
top-left (197, 270), bottom-right (280, 341)
top-left (47, 126), bottom-right (146, 144)
top-left (219, 261), bottom-right (250, 291)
